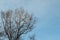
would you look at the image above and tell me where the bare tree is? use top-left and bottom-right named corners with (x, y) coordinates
top-left (1, 8), bottom-right (36, 40)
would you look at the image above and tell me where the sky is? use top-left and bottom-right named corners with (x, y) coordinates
top-left (0, 0), bottom-right (60, 40)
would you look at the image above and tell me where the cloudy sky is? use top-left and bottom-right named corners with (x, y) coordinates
top-left (0, 0), bottom-right (60, 40)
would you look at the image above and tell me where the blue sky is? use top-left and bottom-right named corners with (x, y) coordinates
top-left (0, 0), bottom-right (60, 40)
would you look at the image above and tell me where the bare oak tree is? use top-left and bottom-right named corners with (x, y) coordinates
top-left (1, 8), bottom-right (36, 40)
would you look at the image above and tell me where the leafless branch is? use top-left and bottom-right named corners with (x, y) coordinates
top-left (1, 8), bottom-right (36, 40)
